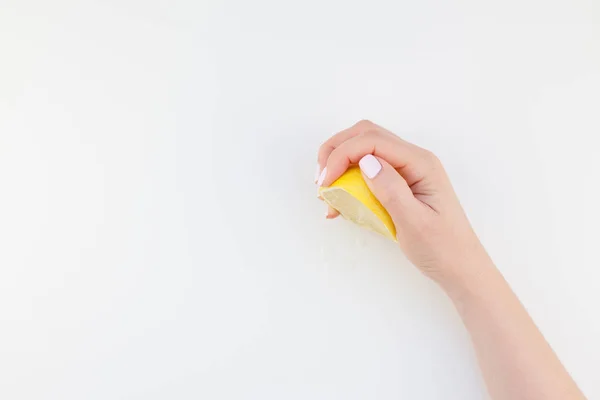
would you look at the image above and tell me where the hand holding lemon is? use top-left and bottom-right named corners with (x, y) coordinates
top-left (315, 120), bottom-right (586, 400)
top-left (315, 120), bottom-right (489, 287)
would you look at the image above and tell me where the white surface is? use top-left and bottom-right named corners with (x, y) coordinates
top-left (1, 1), bottom-right (599, 399)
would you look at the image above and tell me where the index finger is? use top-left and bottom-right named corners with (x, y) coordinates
top-left (320, 132), bottom-right (429, 188)
top-left (317, 120), bottom-right (382, 168)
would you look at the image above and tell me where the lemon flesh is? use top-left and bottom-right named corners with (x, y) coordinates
top-left (318, 166), bottom-right (397, 241)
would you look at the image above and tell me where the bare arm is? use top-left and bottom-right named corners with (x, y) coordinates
top-left (316, 120), bottom-right (585, 400)
top-left (444, 253), bottom-right (585, 399)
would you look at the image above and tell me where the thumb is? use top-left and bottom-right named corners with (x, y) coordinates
top-left (358, 154), bottom-right (417, 219)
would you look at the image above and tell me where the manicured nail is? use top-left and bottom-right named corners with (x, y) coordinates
top-left (317, 167), bottom-right (327, 186)
top-left (314, 164), bottom-right (321, 183)
top-left (359, 154), bottom-right (382, 179)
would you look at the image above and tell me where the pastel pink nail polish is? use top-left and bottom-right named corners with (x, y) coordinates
top-left (359, 154), bottom-right (382, 179)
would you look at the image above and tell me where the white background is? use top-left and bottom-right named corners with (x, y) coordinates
top-left (1, 1), bottom-right (599, 399)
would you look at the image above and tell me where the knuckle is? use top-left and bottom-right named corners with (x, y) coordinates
top-left (326, 146), bottom-right (347, 168)
top-left (422, 149), bottom-right (441, 166)
top-left (358, 126), bottom-right (384, 141)
top-left (317, 143), bottom-right (334, 162)
top-left (316, 145), bottom-right (327, 160)
top-left (358, 128), bottom-right (380, 139)
top-left (355, 119), bottom-right (374, 129)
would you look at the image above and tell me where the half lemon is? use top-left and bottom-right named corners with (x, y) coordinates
top-left (318, 166), bottom-right (397, 241)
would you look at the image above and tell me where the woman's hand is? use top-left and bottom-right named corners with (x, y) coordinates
top-left (316, 120), bottom-right (586, 400)
top-left (316, 120), bottom-right (490, 288)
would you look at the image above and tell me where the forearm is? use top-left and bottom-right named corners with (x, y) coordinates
top-left (440, 255), bottom-right (585, 400)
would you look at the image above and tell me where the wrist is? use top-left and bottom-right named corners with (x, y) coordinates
top-left (434, 248), bottom-right (500, 304)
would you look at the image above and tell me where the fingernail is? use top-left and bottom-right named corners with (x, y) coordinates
top-left (359, 154), bottom-right (382, 179)
top-left (314, 164), bottom-right (321, 183)
top-left (317, 167), bottom-right (327, 186)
